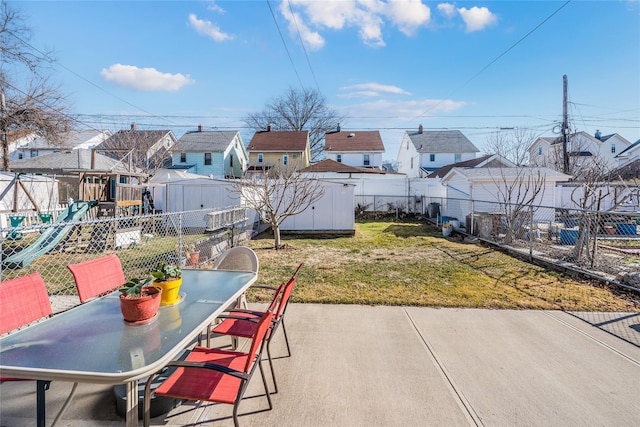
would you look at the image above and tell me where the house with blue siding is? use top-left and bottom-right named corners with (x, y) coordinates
top-left (171, 127), bottom-right (248, 179)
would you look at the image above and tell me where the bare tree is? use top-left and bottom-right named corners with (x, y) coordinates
top-left (489, 167), bottom-right (546, 244)
top-left (245, 87), bottom-right (344, 162)
top-left (0, 0), bottom-right (71, 172)
top-left (231, 163), bottom-right (325, 250)
top-left (484, 128), bottom-right (536, 166)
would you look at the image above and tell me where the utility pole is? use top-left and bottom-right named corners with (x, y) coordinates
top-left (562, 75), bottom-right (570, 174)
top-left (1, 90), bottom-right (9, 172)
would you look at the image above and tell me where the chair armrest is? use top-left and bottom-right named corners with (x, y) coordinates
top-left (226, 308), bottom-right (266, 317)
top-left (166, 360), bottom-right (250, 381)
top-left (250, 285), bottom-right (279, 291)
top-left (216, 314), bottom-right (260, 323)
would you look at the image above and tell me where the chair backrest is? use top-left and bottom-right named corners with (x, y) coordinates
top-left (67, 254), bottom-right (126, 303)
top-left (212, 246), bottom-right (259, 273)
top-left (243, 310), bottom-right (274, 373)
top-left (0, 273), bottom-right (52, 334)
top-left (275, 263), bottom-right (303, 320)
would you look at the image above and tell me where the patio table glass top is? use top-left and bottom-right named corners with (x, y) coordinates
top-left (0, 269), bottom-right (257, 383)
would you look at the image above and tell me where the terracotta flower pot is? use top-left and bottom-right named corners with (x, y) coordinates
top-left (155, 278), bottom-right (182, 306)
top-left (186, 252), bottom-right (200, 266)
top-left (119, 286), bottom-right (162, 323)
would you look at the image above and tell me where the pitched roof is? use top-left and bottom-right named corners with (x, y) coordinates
top-left (607, 158), bottom-right (640, 180)
top-left (299, 159), bottom-right (388, 174)
top-left (445, 166), bottom-right (570, 181)
top-left (247, 130), bottom-right (308, 152)
top-left (174, 130), bottom-right (240, 152)
top-left (9, 149), bottom-right (132, 174)
top-left (427, 154), bottom-right (494, 179)
top-left (616, 139), bottom-right (640, 157)
top-left (324, 130), bottom-right (384, 152)
top-left (407, 130), bottom-right (479, 154)
top-left (21, 129), bottom-right (111, 150)
top-left (96, 129), bottom-right (173, 152)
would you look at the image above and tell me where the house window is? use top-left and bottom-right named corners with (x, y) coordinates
top-left (258, 153), bottom-right (263, 164)
top-left (180, 152), bottom-right (186, 163)
top-left (30, 150), bottom-right (37, 158)
top-left (18, 153), bottom-right (23, 160)
top-left (204, 153), bottom-right (212, 165)
top-left (454, 154), bottom-right (461, 163)
top-left (410, 157), bottom-right (414, 169)
top-left (429, 154), bottom-right (435, 162)
top-left (230, 155), bottom-right (234, 167)
top-left (336, 154), bottom-right (342, 163)
top-left (364, 154), bottom-right (370, 166)
top-left (538, 145), bottom-right (543, 156)
top-left (611, 144), bottom-right (616, 154)
top-left (283, 155), bottom-right (289, 166)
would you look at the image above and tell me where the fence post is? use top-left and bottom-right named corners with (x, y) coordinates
top-left (529, 203), bottom-right (534, 262)
top-left (470, 200), bottom-right (475, 236)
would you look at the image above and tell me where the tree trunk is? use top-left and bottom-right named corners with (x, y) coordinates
top-left (273, 225), bottom-right (282, 250)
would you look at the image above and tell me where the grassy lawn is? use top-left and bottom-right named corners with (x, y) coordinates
top-left (242, 220), bottom-right (639, 312)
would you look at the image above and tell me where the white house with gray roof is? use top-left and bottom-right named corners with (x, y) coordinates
top-left (396, 126), bottom-right (480, 178)
top-left (171, 128), bottom-right (248, 179)
top-left (11, 129), bottom-right (112, 161)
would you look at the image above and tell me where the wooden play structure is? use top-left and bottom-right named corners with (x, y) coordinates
top-left (79, 171), bottom-right (148, 218)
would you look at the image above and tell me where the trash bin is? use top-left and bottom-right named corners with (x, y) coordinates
top-left (427, 202), bottom-right (440, 218)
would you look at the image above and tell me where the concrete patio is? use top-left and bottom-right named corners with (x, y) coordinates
top-left (1, 304), bottom-right (639, 426)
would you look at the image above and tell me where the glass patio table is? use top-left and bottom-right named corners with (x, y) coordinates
top-left (0, 268), bottom-right (257, 427)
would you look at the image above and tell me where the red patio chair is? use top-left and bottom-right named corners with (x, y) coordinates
top-left (0, 273), bottom-right (77, 425)
top-left (143, 310), bottom-right (275, 427)
top-left (67, 254), bottom-right (126, 303)
top-left (211, 263), bottom-right (303, 393)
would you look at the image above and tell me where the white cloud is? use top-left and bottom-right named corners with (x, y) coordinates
top-left (100, 64), bottom-right (194, 92)
top-left (458, 6), bottom-right (497, 32)
top-left (339, 83), bottom-right (412, 98)
top-left (206, 1), bottom-right (225, 14)
top-left (437, 3), bottom-right (456, 19)
top-left (279, 2), bottom-right (325, 50)
top-left (188, 13), bottom-right (234, 42)
top-left (384, 0), bottom-right (431, 36)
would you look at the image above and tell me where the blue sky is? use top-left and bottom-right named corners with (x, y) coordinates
top-left (13, 0), bottom-right (640, 160)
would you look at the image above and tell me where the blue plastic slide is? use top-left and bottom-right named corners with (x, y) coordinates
top-left (3, 200), bottom-right (98, 269)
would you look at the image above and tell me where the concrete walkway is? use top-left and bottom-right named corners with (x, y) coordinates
top-left (1, 305), bottom-right (639, 426)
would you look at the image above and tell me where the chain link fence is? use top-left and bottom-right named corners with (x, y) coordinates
top-left (1, 206), bottom-right (250, 312)
top-left (431, 197), bottom-right (640, 289)
top-left (355, 194), bottom-right (640, 291)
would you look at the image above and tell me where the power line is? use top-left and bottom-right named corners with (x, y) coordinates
top-left (266, 0), bottom-right (305, 90)
top-left (286, 0), bottom-right (322, 94)
top-left (413, 0), bottom-right (573, 120)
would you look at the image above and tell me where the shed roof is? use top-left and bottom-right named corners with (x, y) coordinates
top-left (443, 167), bottom-right (570, 182)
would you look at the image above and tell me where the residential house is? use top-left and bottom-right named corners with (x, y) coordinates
top-left (324, 125), bottom-right (385, 169)
top-left (396, 126), bottom-right (480, 178)
top-left (11, 129), bottom-right (112, 161)
top-left (171, 127), bottom-right (248, 179)
top-left (529, 130), bottom-right (632, 173)
top-left (94, 124), bottom-right (176, 174)
top-left (613, 139), bottom-right (640, 170)
top-left (246, 126), bottom-right (310, 172)
top-left (3, 130), bottom-right (38, 166)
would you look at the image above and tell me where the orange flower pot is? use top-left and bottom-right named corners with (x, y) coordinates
top-left (119, 286), bottom-right (162, 322)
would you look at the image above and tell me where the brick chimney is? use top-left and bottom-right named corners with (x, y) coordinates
top-left (267, 124), bottom-right (271, 132)
top-left (130, 123), bottom-right (137, 131)
top-left (337, 123), bottom-right (341, 132)
top-left (198, 124), bottom-right (203, 132)
top-left (418, 124), bottom-right (423, 134)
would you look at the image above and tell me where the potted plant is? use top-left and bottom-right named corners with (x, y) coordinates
top-left (151, 262), bottom-right (182, 306)
top-left (442, 222), bottom-right (453, 237)
top-left (185, 244), bottom-right (200, 266)
top-left (119, 277), bottom-right (162, 323)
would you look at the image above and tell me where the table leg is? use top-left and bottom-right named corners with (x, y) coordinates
top-left (126, 380), bottom-right (139, 427)
top-left (36, 380), bottom-right (50, 427)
